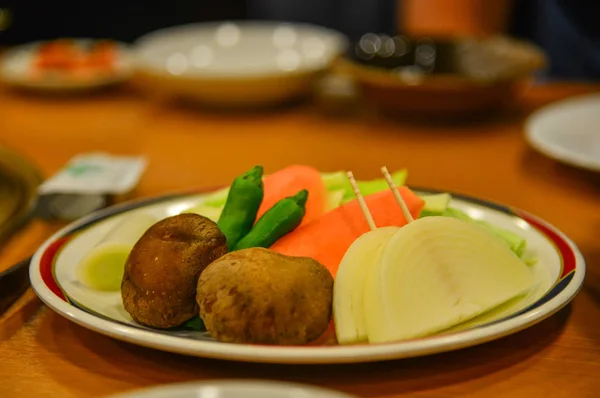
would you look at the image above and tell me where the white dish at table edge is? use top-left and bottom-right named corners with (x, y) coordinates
top-left (28, 187), bottom-right (585, 364)
top-left (525, 92), bottom-right (600, 172)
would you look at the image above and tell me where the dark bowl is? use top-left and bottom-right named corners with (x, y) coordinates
top-left (335, 34), bottom-right (547, 118)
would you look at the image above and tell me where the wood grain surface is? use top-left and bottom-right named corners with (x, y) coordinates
top-left (0, 82), bottom-right (599, 398)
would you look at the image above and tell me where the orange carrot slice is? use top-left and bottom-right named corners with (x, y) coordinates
top-left (270, 187), bottom-right (424, 278)
top-left (257, 165), bottom-right (327, 227)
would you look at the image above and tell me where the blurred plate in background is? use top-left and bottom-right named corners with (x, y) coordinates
top-left (132, 21), bottom-right (348, 107)
top-left (0, 38), bottom-right (134, 93)
top-left (525, 93), bottom-right (600, 172)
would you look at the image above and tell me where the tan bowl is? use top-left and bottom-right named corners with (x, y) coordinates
top-left (335, 35), bottom-right (547, 117)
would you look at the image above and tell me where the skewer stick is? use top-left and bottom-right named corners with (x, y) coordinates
top-left (347, 171), bottom-right (377, 231)
top-left (381, 166), bottom-right (415, 223)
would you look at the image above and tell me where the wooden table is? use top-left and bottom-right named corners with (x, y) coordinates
top-left (0, 83), bottom-right (599, 398)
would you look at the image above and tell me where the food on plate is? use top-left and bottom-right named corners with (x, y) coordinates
top-left (421, 203), bottom-right (527, 257)
top-left (257, 164), bottom-right (327, 226)
top-left (187, 165), bottom-right (527, 260)
top-left (199, 185), bottom-right (230, 207)
top-left (176, 315), bottom-right (206, 332)
top-left (196, 247), bottom-right (333, 345)
top-left (182, 203), bottom-right (222, 222)
top-left (420, 193), bottom-right (452, 214)
top-left (417, 189), bottom-right (527, 258)
top-left (74, 163), bottom-right (538, 347)
top-left (34, 39), bottom-right (80, 69)
top-left (86, 40), bottom-right (118, 69)
top-left (362, 216), bottom-right (534, 343)
top-left (192, 165), bottom-right (315, 251)
top-left (270, 187), bottom-right (425, 278)
top-left (196, 188), bottom-right (339, 224)
top-left (234, 189), bottom-right (308, 250)
top-left (322, 168), bottom-right (408, 204)
top-left (30, 39), bottom-right (118, 79)
top-left (326, 169), bottom-right (529, 260)
top-left (325, 189), bottom-right (345, 211)
top-left (183, 167), bottom-right (409, 225)
top-left (217, 165), bottom-right (264, 250)
top-left (334, 168), bottom-right (535, 344)
top-left (76, 211), bottom-right (159, 291)
top-left (121, 213), bottom-right (228, 329)
top-left (448, 208), bottom-right (526, 257)
top-left (333, 226), bottom-right (399, 344)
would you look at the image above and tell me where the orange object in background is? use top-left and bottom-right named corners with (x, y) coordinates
top-left (31, 39), bottom-right (117, 77)
top-left (400, 0), bottom-right (515, 37)
top-left (85, 41), bottom-right (117, 70)
top-left (33, 39), bottom-right (80, 69)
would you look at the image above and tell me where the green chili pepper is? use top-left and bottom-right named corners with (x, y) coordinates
top-left (233, 189), bottom-right (308, 250)
top-left (217, 165), bottom-right (264, 250)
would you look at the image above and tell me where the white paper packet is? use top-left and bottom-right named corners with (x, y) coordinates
top-left (38, 152), bottom-right (147, 195)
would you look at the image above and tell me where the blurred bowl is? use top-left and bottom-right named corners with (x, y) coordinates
top-left (335, 34), bottom-right (546, 117)
top-left (132, 21), bottom-right (348, 107)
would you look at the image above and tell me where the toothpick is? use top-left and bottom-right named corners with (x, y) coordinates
top-left (347, 171), bottom-right (377, 231)
top-left (381, 166), bottom-right (414, 223)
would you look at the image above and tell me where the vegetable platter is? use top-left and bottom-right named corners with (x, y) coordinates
top-left (29, 164), bottom-right (585, 364)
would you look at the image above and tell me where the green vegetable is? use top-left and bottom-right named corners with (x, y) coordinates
top-left (325, 189), bottom-right (345, 211)
top-left (321, 171), bottom-right (348, 191)
top-left (202, 186), bottom-right (231, 207)
top-left (181, 203), bottom-right (223, 222)
top-left (321, 169), bottom-right (408, 204)
top-left (234, 189), bottom-right (308, 250)
top-left (217, 165), bottom-right (264, 250)
top-left (170, 316), bottom-right (206, 332)
top-left (440, 207), bottom-right (472, 221)
top-left (522, 253), bottom-right (539, 266)
top-left (77, 243), bottom-right (132, 291)
top-left (345, 169), bottom-right (407, 203)
top-left (474, 219), bottom-right (527, 258)
top-left (420, 193), bottom-right (452, 214)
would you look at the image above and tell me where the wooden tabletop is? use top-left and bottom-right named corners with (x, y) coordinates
top-left (0, 82), bottom-right (599, 398)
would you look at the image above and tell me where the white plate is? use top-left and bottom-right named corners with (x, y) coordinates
top-left (525, 93), bottom-right (600, 172)
top-left (0, 39), bottom-right (134, 92)
top-left (29, 188), bottom-right (585, 364)
top-left (108, 380), bottom-right (357, 398)
top-left (133, 21), bottom-right (348, 79)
